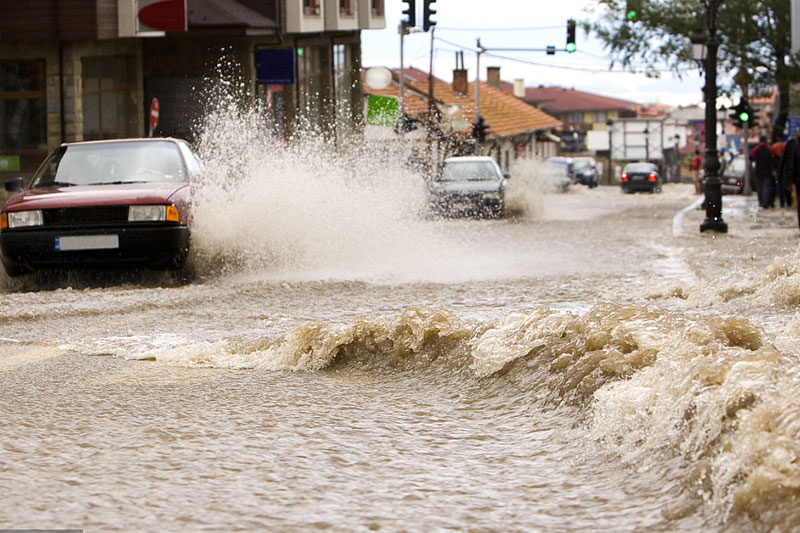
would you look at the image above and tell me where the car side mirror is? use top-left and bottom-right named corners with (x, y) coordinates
top-left (503, 172), bottom-right (511, 179)
top-left (4, 177), bottom-right (24, 193)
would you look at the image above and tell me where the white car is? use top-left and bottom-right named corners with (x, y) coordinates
top-left (428, 156), bottom-right (508, 218)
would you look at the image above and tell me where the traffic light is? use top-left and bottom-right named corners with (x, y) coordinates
top-left (728, 105), bottom-right (742, 129)
top-left (566, 19), bottom-right (576, 53)
top-left (402, 0), bottom-right (416, 27)
top-left (626, 0), bottom-right (642, 21)
top-left (745, 102), bottom-right (759, 126)
top-left (423, 0), bottom-right (436, 31)
top-left (729, 98), bottom-right (753, 129)
top-left (473, 115), bottom-right (490, 142)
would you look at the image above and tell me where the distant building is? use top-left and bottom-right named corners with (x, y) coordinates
top-left (0, 0), bottom-right (385, 178)
top-left (362, 66), bottom-right (562, 171)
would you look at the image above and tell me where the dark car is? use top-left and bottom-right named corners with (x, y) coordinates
top-left (570, 157), bottom-right (599, 188)
top-left (720, 155), bottom-right (745, 194)
top-left (428, 156), bottom-right (508, 217)
top-left (620, 161), bottom-right (661, 193)
top-left (0, 138), bottom-right (201, 276)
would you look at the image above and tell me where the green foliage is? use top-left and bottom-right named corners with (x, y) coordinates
top-left (587, 0), bottom-right (800, 135)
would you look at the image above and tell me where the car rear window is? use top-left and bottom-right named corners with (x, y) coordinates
top-left (32, 141), bottom-right (186, 188)
top-left (439, 161), bottom-right (499, 182)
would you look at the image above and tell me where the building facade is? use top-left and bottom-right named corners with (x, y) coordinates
top-left (0, 0), bottom-right (384, 179)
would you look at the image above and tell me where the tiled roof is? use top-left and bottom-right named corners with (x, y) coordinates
top-left (514, 86), bottom-right (638, 113)
top-left (363, 69), bottom-right (560, 138)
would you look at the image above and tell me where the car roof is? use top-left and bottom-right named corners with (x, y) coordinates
top-left (443, 156), bottom-right (497, 162)
top-left (59, 137), bottom-right (184, 148)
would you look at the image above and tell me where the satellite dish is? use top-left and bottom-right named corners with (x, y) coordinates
top-left (364, 67), bottom-right (392, 90)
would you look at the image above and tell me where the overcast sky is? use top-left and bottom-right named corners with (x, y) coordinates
top-left (360, 0), bottom-right (705, 107)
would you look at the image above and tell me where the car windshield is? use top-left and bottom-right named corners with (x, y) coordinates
top-left (439, 160), bottom-right (499, 182)
top-left (572, 159), bottom-right (594, 170)
top-left (31, 141), bottom-right (187, 188)
top-left (624, 163), bottom-right (656, 173)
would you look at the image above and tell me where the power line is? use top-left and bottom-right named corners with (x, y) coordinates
top-left (433, 36), bottom-right (691, 75)
top-left (434, 25), bottom-right (563, 31)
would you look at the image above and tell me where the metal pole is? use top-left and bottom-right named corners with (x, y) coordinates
top-left (474, 39), bottom-right (481, 119)
top-left (700, 0), bottom-right (728, 233)
top-left (399, 23), bottom-right (406, 115)
top-left (743, 120), bottom-right (752, 196)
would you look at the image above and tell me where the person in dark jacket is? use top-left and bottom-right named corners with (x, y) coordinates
top-left (750, 135), bottom-right (776, 208)
top-left (778, 131), bottom-right (800, 227)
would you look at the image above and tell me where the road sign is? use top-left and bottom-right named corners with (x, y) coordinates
top-left (149, 98), bottom-right (160, 136)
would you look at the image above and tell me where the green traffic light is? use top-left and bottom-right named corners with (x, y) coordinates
top-left (566, 43), bottom-right (576, 53)
top-left (739, 111), bottom-right (749, 122)
top-left (626, 10), bottom-right (637, 21)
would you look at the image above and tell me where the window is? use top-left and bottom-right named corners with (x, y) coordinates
top-left (296, 46), bottom-right (322, 128)
top-left (594, 110), bottom-right (607, 123)
top-left (0, 61), bottom-right (47, 152)
top-left (303, 0), bottom-right (319, 15)
top-left (82, 56), bottom-right (136, 140)
top-left (340, 0), bottom-right (353, 16)
top-left (333, 44), bottom-right (354, 129)
top-left (569, 111), bottom-right (582, 125)
top-left (371, 0), bottom-right (383, 16)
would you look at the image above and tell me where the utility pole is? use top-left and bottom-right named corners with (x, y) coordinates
top-left (399, 21), bottom-right (407, 114)
top-left (475, 38), bottom-right (483, 120)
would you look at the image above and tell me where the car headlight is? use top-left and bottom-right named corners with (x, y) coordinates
top-left (4, 210), bottom-right (43, 229)
top-left (128, 204), bottom-right (180, 222)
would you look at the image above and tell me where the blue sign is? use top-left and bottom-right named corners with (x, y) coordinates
top-left (786, 116), bottom-right (800, 140)
top-left (256, 48), bottom-right (295, 85)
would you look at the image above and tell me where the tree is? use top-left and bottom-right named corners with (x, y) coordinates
top-left (588, 0), bottom-right (800, 140)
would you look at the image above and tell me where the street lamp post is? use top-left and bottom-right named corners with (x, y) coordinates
top-left (692, 1), bottom-right (727, 233)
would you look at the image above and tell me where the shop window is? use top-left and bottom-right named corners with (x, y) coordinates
top-left (297, 46), bottom-right (322, 129)
top-left (82, 56), bottom-right (136, 140)
top-left (333, 44), bottom-right (354, 130)
top-left (0, 61), bottom-right (47, 152)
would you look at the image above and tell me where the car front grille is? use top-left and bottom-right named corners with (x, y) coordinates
top-left (42, 206), bottom-right (129, 227)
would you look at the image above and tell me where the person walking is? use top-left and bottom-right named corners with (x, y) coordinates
top-left (774, 138), bottom-right (792, 207)
top-left (750, 135), bottom-right (777, 208)
top-left (778, 131), bottom-right (800, 223)
top-left (691, 149), bottom-right (702, 194)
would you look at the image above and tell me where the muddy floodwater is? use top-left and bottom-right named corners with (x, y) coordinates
top-left (4, 133), bottom-right (800, 532)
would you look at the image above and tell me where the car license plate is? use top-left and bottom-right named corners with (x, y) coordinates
top-left (55, 235), bottom-right (119, 251)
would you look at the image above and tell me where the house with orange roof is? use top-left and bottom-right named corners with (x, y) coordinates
top-left (362, 65), bottom-right (561, 172)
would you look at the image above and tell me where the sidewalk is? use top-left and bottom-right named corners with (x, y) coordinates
top-left (675, 192), bottom-right (800, 237)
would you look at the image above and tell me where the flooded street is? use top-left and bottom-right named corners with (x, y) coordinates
top-left (3, 173), bottom-right (800, 532)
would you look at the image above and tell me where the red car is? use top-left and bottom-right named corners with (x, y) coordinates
top-left (0, 138), bottom-right (201, 276)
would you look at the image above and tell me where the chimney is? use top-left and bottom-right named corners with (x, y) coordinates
top-left (513, 79), bottom-right (525, 98)
top-left (487, 66), bottom-right (501, 89)
top-left (453, 69), bottom-right (468, 95)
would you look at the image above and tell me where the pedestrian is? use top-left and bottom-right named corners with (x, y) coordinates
top-left (691, 149), bottom-right (702, 194)
top-left (778, 131), bottom-right (800, 221)
top-left (750, 135), bottom-right (777, 208)
top-left (773, 138), bottom-right (792, 207)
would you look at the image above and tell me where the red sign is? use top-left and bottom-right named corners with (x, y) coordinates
top-left (149, 98), bottom-right (160, 133)
top-left (138, 0), bottom-right (187, 32)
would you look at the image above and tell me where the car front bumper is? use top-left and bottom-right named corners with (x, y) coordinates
top-left (430, 193), bottom-right (504, 216)
top-left (0, 225), bottom-right (190, 275)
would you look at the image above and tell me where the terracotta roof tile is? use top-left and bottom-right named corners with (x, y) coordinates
top-left (362, 69), bottom-right (560, 138)
top-left (515, 86), bottom-right (638, 113)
